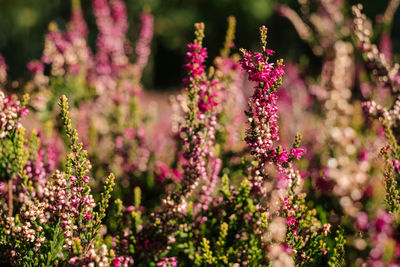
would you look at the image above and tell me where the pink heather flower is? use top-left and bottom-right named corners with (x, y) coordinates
top-left (126, 205), bottom-right (135, 212)
top-left (155, 161), bottom-right (183, 182)
top-left (286, 216), bottom-right (297, 227)
top-left (115, 136), bottom-right (124, 149)
top-left (85, 213), bottom-right (93, 221)
top-left (135, 13), bottom-right (154, 77)
top-left (171, 169), bottom-right (183, 182)
top-left (393, 159), bottom-right (400, 174)
top-left (112, 256), bottom-right (133, 267)
top-left (375, 210), bottom-right (393, 234)
top-left (123, 128), bottom-right (135, 139)
top-left (20, 107), bottom-right (29, 116)
top-left (240, 45), bottom-right (284, 158)
top-left (240, 50), bottom-right (284, 90)
top-left (155, 161), bottom-right (170, 182)
top-left (69, 257), bottom-right (78, 264)
top-left (93, 0), bottom-right (129, 77)
top-left (244, 213), bottom-right (252, 222)
top-left (198, 83), bottom-right (218, 112)
top-left (183, 43), bottom-right (207, 83)
top-left (83, 175), bottom-right (90, 183)
top-left (46, 137), bottom-right (59, 171)
top-left (111, 0), bottom-right (128, 34)
top-left (356, 212), bottom-right (369, 230)
top-left (27, 60), bottom-right (44, 74)
top-left (277, 149), bottom-right (289, 163)
top-left (177, 25), bottom-right (220, 200)
top-left (281, 243), bottom-right (293, 254)
top-left (168, 236), bottom-right (176, 243)
top-left (290, 148), bottom-right (304, 160)
top-left (70, 176), bottom-right (77, 183)
top-left (48, 32), bottom-right (70, 53)
top-left (156, 257), bottom-right (178, 267)
top-left (359, 149), bottom-right (369, 161)
top-left (283, 198), bottom-right (291, 209)
top-left (286, 216), bottom-right (299, 235)
top-left (68, 1), bottom-right (88, 40)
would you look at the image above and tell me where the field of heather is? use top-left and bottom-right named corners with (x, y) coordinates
top-left (0, 0), bottom-right (400, 266)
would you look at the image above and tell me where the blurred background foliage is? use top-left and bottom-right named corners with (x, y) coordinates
top-left (0, 0), bottom-right (397, 90)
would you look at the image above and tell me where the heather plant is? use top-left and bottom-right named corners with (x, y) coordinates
top-left (2, 0), bottom-right (400, 266)
top-left (352, 3), bottom-right (400, 218)
top-left (278, 0), bottom-right (400, 265)
top-left (353, 4), bottom-right (400, 189)
top-left (0, 91), bottom-right (117, 265)
top-left (25, 0), bottom-right (157, 209)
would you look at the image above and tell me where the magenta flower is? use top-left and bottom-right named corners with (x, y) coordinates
top-left (68, 3), bottom-right (88, 40)
top-left (286, 216), bottom-right (297, 227)
top-left (281, 243), bottom-right (293, 254)
top-left (85, 213), bottom-right (93, 221)
top-left (27, 60), bottom-right (44, 74)
top-left (375, 210), bottom-right (393, 234)
top-left (20, 107), bottom-right (29, 116)
top-left (393, 159), bottom-right (400, 174)
top-left (277, 149), bottom-right (289, 163)
top-left (290, 148), bottom-right (304, 160)
top-left (183, 43), bottom-right (207, 83)
top-left (135, 12), bottom-right (154, 78)
top-left (356, 212), bottom-right (369, 230)
top-left (240, 26), bottom-right (309, 193)
top-left (83, 176), bottom-right (90, 183)
top-left (286, 216), bottom-right (299, 235)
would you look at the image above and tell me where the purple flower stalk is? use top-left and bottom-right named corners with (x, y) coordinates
top-left (240, 29), bottom-right (284, 159)
top-left (68, 0), bottom-right (88, 40)
top-left (240, 26), bottom-right (303, 191)
top-left (176, 22), bottom-right (220, 201)
top-left (93, 0), bottom-right (129, 77)
top-left (134, 12), bottom-right (154, 79)
top-left (0, 91), bottom-right (28, 138)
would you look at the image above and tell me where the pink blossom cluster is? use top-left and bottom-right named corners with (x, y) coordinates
top-left (68, 2), bottom-right (89, 41)
top-left (114, 127), bottom-right (150, 174)
top-left (135, 13), bottom-right (154, 79)
top-left (179, 29), bottom-right (220, 196)
top-left (195, 157), bottom-right (221, 213)
top-left (155, 161), bottom-right (182, 182)
top-left (357, 210), bottom-right (400, 266)
top-left (183, 43), bottom-right (207, 84)
top-left (156, 257), bottom-right (178, 267)
top-left (240, 29), bottom-right (304, 187)
top-left (69, 244), bottom-right (134, 266)
top-left (40, 20), bottom-right (92, 76)
top-left (4, 201), bottom-right (48, 251)
top-left (0, 91), bottom-right (28, 138)
top-left (112, 256), bottom-right (134, 267)
top-left (43, 171), bottom-right (96, 247)
top-left (213, 55), bottom-right (246, 152)
top-left (241, 49), bottom-right (284, 90)
top-left (93, 0), bottom-right (129, 77)
top-left (240, 49), bottom-right (283, 160)
top-left (25, 156), bottom-right (46, 196)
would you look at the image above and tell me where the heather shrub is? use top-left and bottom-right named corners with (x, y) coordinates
top-left (1, 0), bottom-right (400, 266)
